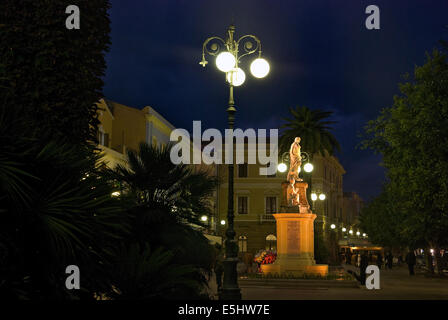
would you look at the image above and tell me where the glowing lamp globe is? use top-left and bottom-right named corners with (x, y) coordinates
top-left (304, 163), bottom-right (314, 173)
top-left (342, 227), bottom-right (347, 232)
top-left (363, 233), bottom-right (367, 237)
top-left (216, 52), bottom-right (236, 72)
top-left (201, 215), bottom-right (208, 222)
top-left (349, 230), bottom-right (353, 235)
top-left (319, 193), bottom-right (326, 201)
top-left (356, 231), bottom-right (360, 236)
top-left (277, 163), bottom-right (287, 173)
top-left (311, 193), bottom-right (317, 201)
top-left (330, 224), bottom-right (336, 229)
top-left (220, 220), bottom-right (226, 225)
top-left (250, 58), bottom-right (270, 78)
top-left (226, 67), bottom-right (246, 86)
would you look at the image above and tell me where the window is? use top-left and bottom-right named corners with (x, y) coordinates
top-left (238, 235), bottom-right (248, 253)
top-left (97, 128), bottom-right (109, 147)
top-left (265, 234), bottom-right (277, 251)
top-left (238, 163), bottom-right (248, 178)
top-left (238, 196), bottom-right (248, 214)
top-left (265, 197), bottom-right (277, 214)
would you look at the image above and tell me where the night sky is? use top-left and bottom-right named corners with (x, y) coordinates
top-left (103, 0), bottom-right (448, 201)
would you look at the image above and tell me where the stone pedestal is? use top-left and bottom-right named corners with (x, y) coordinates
top-left (261, 182), bottom-right (328, 277)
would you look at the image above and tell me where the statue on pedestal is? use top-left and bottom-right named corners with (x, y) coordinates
top-left (287, 137), bottom-right (302, 183)
top-left (285, 137), bottom-right (302, 207)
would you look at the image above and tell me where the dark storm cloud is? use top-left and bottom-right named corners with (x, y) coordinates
top-left (104, 0), bottom-right (448, 200)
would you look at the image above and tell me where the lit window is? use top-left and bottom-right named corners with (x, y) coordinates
top-left (265, 234), bottom-right (277, 251)
top-left (238, 235), bottom-right (248, 253)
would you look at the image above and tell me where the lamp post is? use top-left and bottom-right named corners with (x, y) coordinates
top-left (200, 25), bottom-right (269, 300)
top-left (277, 151), bottom-right (313, 175)
top-left (310, 191), bottom-right (326, 212)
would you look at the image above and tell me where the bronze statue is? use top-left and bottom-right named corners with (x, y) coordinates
top-left (287, 175), bottom-right (300, 206)
top-left (287, 137), bottom-right (302, 182)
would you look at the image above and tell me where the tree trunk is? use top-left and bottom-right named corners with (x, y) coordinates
top-left (426, 246), bottom-right (434, 274)
top-left (434, 246), bottom-right (443, 275)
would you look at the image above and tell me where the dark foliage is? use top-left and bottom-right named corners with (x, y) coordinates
top-left (0, 0), bottom-right (111, 146)
top-left (280, 106), bottom-right (341, 156)
top-left (0, 98), bottom-right (127, 299)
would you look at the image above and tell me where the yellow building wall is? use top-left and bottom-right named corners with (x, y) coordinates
top-left (108, 101), bottom-right (147, 153)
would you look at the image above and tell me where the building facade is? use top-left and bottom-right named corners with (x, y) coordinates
top-left (96, 98), bottom-right (175, 168)
top-left (310, 153), bottom-right (346, 239)
top-left (342, 191), bottom-right (364, 232)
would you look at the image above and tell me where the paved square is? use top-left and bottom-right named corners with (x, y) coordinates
top-left (238, 265), bottom-right (448, 300)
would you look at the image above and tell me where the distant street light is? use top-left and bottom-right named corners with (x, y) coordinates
top-left (220, 220), bottom-right (226, 225)
top-left (201, 215), bottom-right (208, 222)
top-left (349, 229), bottom-right (353, 235)
top-left (319, 193), bottom-right (326, 201)
top-left (330, 224), bottom-right (336, 229)
top-left (277, 151), bottom-right (313, 175)
top-left (342, 227), bottom-right (347, 232)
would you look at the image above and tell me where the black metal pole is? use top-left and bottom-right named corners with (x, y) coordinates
top-left (219, 84), bottom-right (241, 300)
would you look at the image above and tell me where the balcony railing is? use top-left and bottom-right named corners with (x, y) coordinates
top-left (260, 213), bottom-right (275, 222)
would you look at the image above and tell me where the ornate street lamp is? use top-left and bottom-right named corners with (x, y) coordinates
top-left (277, 151), bottom-right (313, 174)
top-left (200, 25), bottom-right (269, 300)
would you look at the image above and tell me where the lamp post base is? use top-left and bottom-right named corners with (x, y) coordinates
top-left (219, 258), bottom-right (242, 300)
top-left (219, 288), bottom-right (242, 300)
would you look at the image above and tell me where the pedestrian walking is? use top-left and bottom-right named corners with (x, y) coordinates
top-left (405, 250), bottom-right (416, 275)
top-left (214, 259), bottom-right (224, 292)
top-left (346, 251), bottom-right (352, 265)
top-left (398, 254), bottom-right (403, 266)
top-left (376, 252), bottom-right (383, 269)
top-left (386, 252), bottom-right (393, 269)
top-left (347, 252), bottom-right (369, 285)
top-left (213, 244), bottom-right (224, 292)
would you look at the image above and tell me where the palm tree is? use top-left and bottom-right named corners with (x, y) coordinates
top-left (108, 142), bottom-right (220, 299)
top-left (108, 244), bottom-right (209, 300)
top-left (110, 142), bottom-right (219, 227)
top-left (280, 106), bottom-right (341, 157)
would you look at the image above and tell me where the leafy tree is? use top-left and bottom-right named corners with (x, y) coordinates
top-left (0, 0), bottom-right (111, 147)
top-left (362, 49), bottom-right (448, 274)
top-left (359, 188), bottom-right (407, 249)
